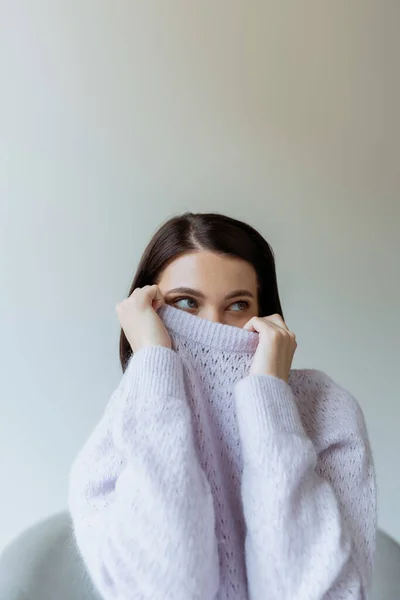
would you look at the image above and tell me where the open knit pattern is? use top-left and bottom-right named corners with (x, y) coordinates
top-left (69, 305), bottom-right (377, 600)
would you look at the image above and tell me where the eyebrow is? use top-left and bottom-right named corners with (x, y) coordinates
top-left (166, 287), bottom-right (255, 300)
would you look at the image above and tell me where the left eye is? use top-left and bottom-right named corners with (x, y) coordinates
top-left (230, 301), bottom-right (249, 312)
top-left (174, 298), bottom-right (197, 310)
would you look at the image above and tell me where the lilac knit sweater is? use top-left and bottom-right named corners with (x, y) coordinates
top-left (69, 305), bottom-right (377, 600)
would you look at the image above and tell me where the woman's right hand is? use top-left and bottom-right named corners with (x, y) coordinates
top-left (116, 285), bottom-right (171, 352)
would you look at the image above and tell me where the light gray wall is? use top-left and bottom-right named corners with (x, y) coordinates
top-left (1, 1), bottom-right (399, 551)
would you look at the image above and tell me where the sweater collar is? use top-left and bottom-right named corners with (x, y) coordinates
top-left (158, 305), bottom-right (260, 354)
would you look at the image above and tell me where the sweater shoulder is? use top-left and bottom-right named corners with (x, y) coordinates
top-left (290, 367), bottom-right (357, 405)
top-left (289, 368), bottom-right (368, 437)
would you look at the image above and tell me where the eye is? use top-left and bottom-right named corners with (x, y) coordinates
top-left (173, 297), bottom-right (198, 310)
top-left (229, 300), bottom-right (250, 312)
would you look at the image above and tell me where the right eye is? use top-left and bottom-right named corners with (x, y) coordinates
top-left (173, 297), bottom-right (198, 310)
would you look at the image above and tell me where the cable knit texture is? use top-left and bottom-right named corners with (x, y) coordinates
top-left (69, 305), bottom-right (377, 600)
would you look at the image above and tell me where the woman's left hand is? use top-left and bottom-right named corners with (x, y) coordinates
top-left (244, 315), bottom-right (297, 382)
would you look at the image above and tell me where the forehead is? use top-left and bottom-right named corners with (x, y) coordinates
top-left (158, 251), bottom-right (257, 291)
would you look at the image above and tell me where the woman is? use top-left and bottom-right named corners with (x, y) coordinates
top-left (69, 212), bottom-right (377, 600)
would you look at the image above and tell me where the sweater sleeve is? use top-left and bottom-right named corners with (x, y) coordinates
top-left (234, 370), bottom-right (377, 600)
top-left (68, 346), bottom-right (219, 600)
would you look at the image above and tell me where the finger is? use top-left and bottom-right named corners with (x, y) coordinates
top-left (263, 314), bottom-right (291, 333)
top-left (244, 317), bottom-right (280, 334)
top-left (243, 317), bottom-right (256, 332)
top-left (246, 316), bottom-right (294, 339)
top-left (245, 316), bottom-right (279, 333)
top-left (243, 317), bottom-right (266, 333)
top-left (148, 285), bottom-right (165, 310)
top-left (263, 314), bottom-right (287, 329)
top-left (264, 316), bottom-right (297, 343)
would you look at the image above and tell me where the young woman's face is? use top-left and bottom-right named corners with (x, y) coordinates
top-left (157, 251), bottom-right (259, 327)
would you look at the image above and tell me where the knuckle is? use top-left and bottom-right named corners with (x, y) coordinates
top-left (271, 328), bottom-right (281, 338)
top-left (143, 285), bottom-right (154, 296)
top-left (132, 288), bottom-right (144, 301)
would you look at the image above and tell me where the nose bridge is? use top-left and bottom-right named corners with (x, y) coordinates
top-left (202, 304), bottom-right (223, 324)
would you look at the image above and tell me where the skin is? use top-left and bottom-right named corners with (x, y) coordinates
top-left (116, 251), bottom-right (297, 382)
top-left (158, 251), bottom-right (259, 327)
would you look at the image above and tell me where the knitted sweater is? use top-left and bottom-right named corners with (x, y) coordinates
top-left (69, 305), bottom-right (377, 600)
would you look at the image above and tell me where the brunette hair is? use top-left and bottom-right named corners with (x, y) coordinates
top-left (120, 212), bottom-right (284, 370)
